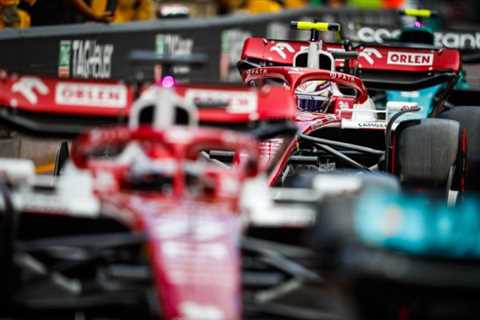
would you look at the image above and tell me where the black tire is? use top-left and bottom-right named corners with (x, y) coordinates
top-left (396, 118), bottom-right (460, 192)
top-left (439, 106), bottom-right (480, 191)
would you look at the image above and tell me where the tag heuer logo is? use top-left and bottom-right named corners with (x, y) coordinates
top-left (57, 40), bottom-right (114, 79)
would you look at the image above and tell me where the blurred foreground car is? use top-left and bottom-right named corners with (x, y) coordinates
top-left (0, 83), bottom-right (336, 320)
top-left (312, 178), bottom-right (480, 320)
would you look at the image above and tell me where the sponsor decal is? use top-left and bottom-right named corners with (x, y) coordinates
top-left (58, 40), bottom-right (114, 79)
top-left (358, 47), bottom-right (383, 65)
top-left (386, 101), bottom-right (420, 120)
top-left (358, 121), bottom-right (387, 129)
top-left (434, 32), bottom-right (480, 50)
top-left (156, 34), bottom-right (193, 75)
top-left (387, 51), bottom-right (433, 66)
top-left (71, 40), bottom-right (114, 79)
top-left (246, 68), bottom-right (267, 76)
top-left (58, 40), bottom-right (72, 78)
top-left (270, 42), bottom-right (295, 59)
top-left (341, 118), bottom-right (386, 129)
top-left (55, 83), bottom-right (127, 108)
top-left (12, 77), bottom-right (49, 105)
top-left (185, 89), bottom-right (257, 114)
top-left (330, 72), bottom-right (355, 82)
top-left (356, 26), bottom-right (480, 50)
top-left (220, 29), bottom-right (251, 82)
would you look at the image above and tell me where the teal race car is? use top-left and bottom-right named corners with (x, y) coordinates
top-left (366, 9), bottom-right (480, 192)
top-left (311, 172), bottom-right (480, 320)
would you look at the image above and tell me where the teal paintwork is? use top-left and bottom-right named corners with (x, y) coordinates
top-left (354, 191), bottom-right (480, 258)
top-left (386, 85), bottom-right (441, 120)
top-left (384, 71), bottom-right (468, 120)
top-left (383, 19), bottom-right (470, 119)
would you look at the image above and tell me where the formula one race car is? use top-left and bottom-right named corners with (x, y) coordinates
top-left (0, 82), bottom-right (340, 320)
top-left (311, 179), bottom-right (480, 320)
top-left (368, 9), bottom-right (480, 192)
top-left (238, 20), bottom-right (474, 198)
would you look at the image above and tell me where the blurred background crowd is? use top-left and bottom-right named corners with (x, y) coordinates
top-left (0, 0), bottom-right (479, 29)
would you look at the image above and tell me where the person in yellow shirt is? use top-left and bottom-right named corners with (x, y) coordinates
top-left (90, 0), bottom-right (154, 23)
top-left (221, 0), bottom-right (307, 14)
top-left (0, 0), bottom-right (36, 29)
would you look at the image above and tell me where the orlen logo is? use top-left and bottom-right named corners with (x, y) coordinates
top-left (55, 83), bottom-right (127, 108)
top-left (387, 52), bottom-right (433, 66)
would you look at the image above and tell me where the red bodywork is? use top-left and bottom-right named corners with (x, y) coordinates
top-left (239, 37), bottom-right (463, 185)
top-left (0, 74), bottom-right (299, 318)
top-left (25, 126), bottom-right (261, 320)
top-left (0, 75), bottom-right (295, 124)
top-left (0, 74), bottom-right (297, 186)
top-left (241, 65), bottom-right (369, 185)
top-left (242, 37), bottom-right (461, 74)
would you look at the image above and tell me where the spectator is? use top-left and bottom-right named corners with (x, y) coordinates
top-left (71, 0), bottom-right (114, 22)
top-left (220, 0), bottom-right (307, 14)
top-left (27, 0), bottom-right (113, 26)
top-left (0, 0), bottom-right (36, 29)
top-left (90, 0), bottom-right (154, 23)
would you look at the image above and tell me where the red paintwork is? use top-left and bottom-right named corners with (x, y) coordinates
top-left (0, 75), bottom-right (295, 124)
top-left (72, 126), bottom-right (260, 197)
top-left (74, 126), bottom-right (260, 319)
top-left (239, 35), bottom-right (463, 185)
top-left (175, 84), bottom-right (296, 123)
top-left (242, 66), bottom-right (368, 103)
top-left (20, 126), bottom-right (262, 319)
top-left (242, 37), bottom-right (461, 74)
top-left (239, 65), bottom-right (369, 185)
top-left (0, 72), bottom-right (298, 187)
top-left (265, 113), bottom-right (342, 186)
top-left (111, 195), bottom-right (242, 320)
top-left (354, 44), bottom-right (461, 73)
top-left (0, 75), bottom-right (133, 116)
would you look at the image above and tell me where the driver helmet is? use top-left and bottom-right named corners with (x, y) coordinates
top-left (295, 80), bottom-right (333, 112)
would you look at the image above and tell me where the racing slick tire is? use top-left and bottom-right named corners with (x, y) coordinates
top-left (395, 118), bottom-right (461, 194)
top-left (439, 106), bottom-right (480, 192)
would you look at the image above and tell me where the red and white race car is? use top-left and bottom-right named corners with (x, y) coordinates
top-left (1, 72), bottom-right (361, 319)
top-left (238, 21), bottom-right (467, 198)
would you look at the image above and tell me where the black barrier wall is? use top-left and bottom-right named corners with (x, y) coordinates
top-left (0, 7), bottom-right (400, 82)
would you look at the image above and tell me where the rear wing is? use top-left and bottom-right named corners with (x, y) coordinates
top-left (0, 75), bottom-right (132, 138)
top-left (352, 43), bottom-right (460, 90)
top-left (0, 74), bottom-right (295, 138)
top-left (240, 37), bottom-right (461, 90)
